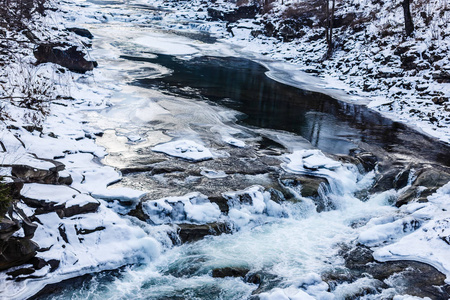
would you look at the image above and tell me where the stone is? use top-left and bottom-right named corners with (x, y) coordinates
top-left (281, 175), bottom-right (328, 199)
top-left (176, 222), bottom-right (232, 244)
top-left (396, 167), bottom-right (450, 207)
top-left (66, 27), bottom-right (94, 39)
top-left (336, 244), bottom-right (450, 299)
top-left (34, 44), bottom-right (97, 73)
top-left (212, 267), bottom-right (249, 278)
top-left (0, 237), bottom-right (39, 271)
top-left (6, 267), bottom-right (35, 278)
top-left (57, 201), bottom-right (100, 218)
top-left (207, 5), bottom-right (259, 23)
top-left (58, 173), bottom-right (73, 185)
top-left (0, 218), bottom-right (20, 240)
top-left (11, 165), bottom-right (59, 184)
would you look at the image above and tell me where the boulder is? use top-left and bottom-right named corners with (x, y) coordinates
top-left (207, 5), bottom-right (259, 23)
top-left (0, 237), bottom-right (39, 271)
top-left (57, 201), bottom-right (100, 218)
top-left (332, 244), bottom-right (450, 299)
top-left (66, 27), bottom-right (94, 39)
top-left (212, 266), bottom-right (249, 278)
top-left (280, 175), bottom-right (330, 211)
top-left (176, 222), bottom-right (232, 244)
top-left (34, 43), bottom-right (97, 73)
top-left (396, 167), bottom-right (450, 207)
top-left (11, 165), bottom-right (59, 184)
top-left (0, 218), bottom-right (20, 240)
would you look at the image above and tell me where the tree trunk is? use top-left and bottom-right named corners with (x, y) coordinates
top-left (402, 0), bottom-right (414, 36)
top-left (325, 0), bottom-right (335, 58)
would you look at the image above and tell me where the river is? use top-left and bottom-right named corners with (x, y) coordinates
top-left (32, 0), bottom-right (450, 299)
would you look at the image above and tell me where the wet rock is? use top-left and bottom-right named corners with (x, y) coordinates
top-left (11, 164), bottom-right (59, 184)
top-left (212, 266), bottom-right (249, 278)
top-left (0, 218), bottom-right (20, 240)
top-left (245, 272), bottom-right (262, 285)
top-left (342, 245), bottom-right (374, 270)
top-left (0, 237), bottom-right (39, 271)
top-left (207, 5), bottom-right (259, 23)
top-left (58, 173), bottom-right (73, 185)
top-left (128, 202), bottom-right (148, 222)
top-left (396, 166), bottom-right (450, 207)
top-left (280, 174), bottom-right (330, 211)
top-left (34, 43), bottom-right (97, 73)
top-left (176, 222), bottom-right (232, 244)
top-left (6, 267), bottom-right (35, 278)
top-left (336, 244), bottom-right (450, 299)
top-left (354, 152), bottom-right (378, 172)
top-left (66, 27), bottom-right (94, 39)
top-left (370, 165), bottom-right (411, 193)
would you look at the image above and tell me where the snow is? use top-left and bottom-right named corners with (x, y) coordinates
top-left (152, 139), bottom-right (213, 161)
top-left (21, 183), bottom-right (84, 205)
top-left (363, 182), bottom-right (450, 281)
top-left (142, 193), bottom-right (222, 225)
top-left (223, 185), bottom-right (286, 228)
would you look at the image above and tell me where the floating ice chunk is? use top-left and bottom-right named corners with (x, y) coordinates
top-left (223, 136), bottom-right (245, 148)
top-left (200, 168), bottom-right (228, 179)
top-left (152, 139), bottom-right (213, 162)
top-left (143, 193), bottom-right (221, 225)
top-left (283, 150), bottom-right (341, 173)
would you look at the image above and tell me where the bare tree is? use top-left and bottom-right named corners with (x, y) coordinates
top-left (324, 0), bottom-right (336, 58)
top-left (402, 0), bottom-right (414, 36)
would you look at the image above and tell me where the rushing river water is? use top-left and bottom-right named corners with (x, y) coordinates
top-left (31, 1), bottom-right (450, 299)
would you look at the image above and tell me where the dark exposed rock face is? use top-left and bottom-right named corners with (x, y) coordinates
top-left (176, 222), bottom-right (232, 244)
top-left (57, 201), bottom-right (100, 218)
top-left (0, 238), bottom-right (39, 271)
top-left (396, 166), bottom-right (450, 207)
top-left (207, 5), bottom-right (259, 23)
top-left (323, 244), bottom-right (450, 299)
top-left (34, 43), bottom-right (97, 73)
top-left (66, 27), bottom-right (93, 39)
top-left (212, 266), bottom-right (250, 278)
top-left (280, 174), bottom-right (330, 211)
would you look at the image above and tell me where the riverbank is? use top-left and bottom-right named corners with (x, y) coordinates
top-left (0, 1), bottom-right (160, 298)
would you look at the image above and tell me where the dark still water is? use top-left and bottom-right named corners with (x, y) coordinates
top-left (124, 54), bottom-right (450, 165)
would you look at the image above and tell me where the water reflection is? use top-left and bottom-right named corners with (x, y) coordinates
top-left (124, 54), bottom-right (450, 165)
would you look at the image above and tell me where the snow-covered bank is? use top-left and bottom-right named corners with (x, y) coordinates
top-left (0, 2), bottom-right (161, 298)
